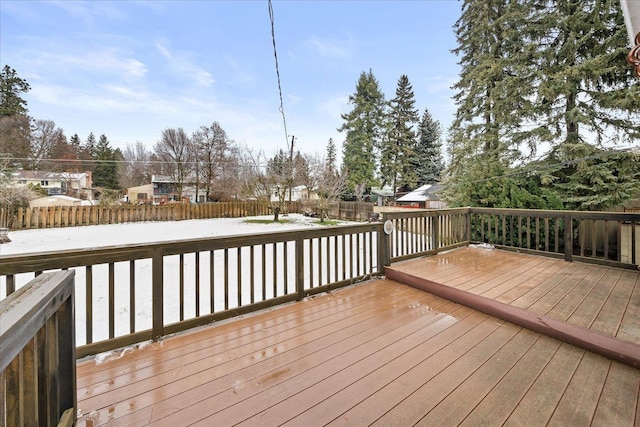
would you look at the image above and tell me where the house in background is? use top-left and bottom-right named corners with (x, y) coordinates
top-left (126, 176), bottom-right (193, 204)
top-left (270, 185), bottom-right (318, 203)
top-left (370, 186), bottom-right (394, 206)
top-left (10, 170), bottom-right (95, 200)
top-left (126, 183), bottom-right (154, 204)
top-left (395, 184), bottom-right (447, 209)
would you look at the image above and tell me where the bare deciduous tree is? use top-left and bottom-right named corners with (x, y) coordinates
top-left (192, 122), bottom-right (236, 202)
top-left (30, 119), bottom-right (65, 169)
top-left (236, 144), bottom-right (291, 221)
top-left (121, 142), bottom-right (154, 189)
top-left (0, 115), bottom-right (30, 165)
top-left (316, 159), bottom-right (348, 222)
top-left (0, 185), bottom-right (36, 229)
top-left (154, 128), bottom-right (192, 198)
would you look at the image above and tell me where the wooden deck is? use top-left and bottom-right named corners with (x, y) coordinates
top-left (76, 248), bottom-right (640, 426)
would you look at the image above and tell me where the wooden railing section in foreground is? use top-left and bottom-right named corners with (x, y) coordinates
top-left (1, 223), bottom-right (387, 358)
top-left (0, 271), bottom-right (76, 427)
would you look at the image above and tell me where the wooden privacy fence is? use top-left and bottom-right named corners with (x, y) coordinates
top-left (299, 201), bottom-right (374, 221)
top-left (0, 271), bottom-right (76, 427)
top-left (9, 201), bottom-right (299, 230)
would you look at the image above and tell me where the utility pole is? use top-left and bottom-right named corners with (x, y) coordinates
top-left (288, 135), bottom-right (295, 204)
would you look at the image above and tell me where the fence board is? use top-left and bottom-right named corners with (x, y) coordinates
top-left (9, 201), bottom-right (303, 231)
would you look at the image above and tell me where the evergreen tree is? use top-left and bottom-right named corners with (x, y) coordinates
top-left (339, 70), bottom-right (386, 193)
top-left (325, 138), bottom-right (337, 175)
top-left (80, 132), bottom-right (97, 174)
top-left (540, 144), bottom-right (640, 211)
top-left (450, 0), bottom-right (535, 159)
top-left (0, 65), bottom-right (31, 118)
top-left (94, 134), bottom-right (120, 189)
top-left (529, 0), bottom-right (640, 209)
top-left (530, 0), bottom-right (639, 149)
top-left (415, 108), bottom-right (444, 185)
top-left (380, 74), bottom-right (420, 194)
top-left (446, 0), bottom-right (640, 210)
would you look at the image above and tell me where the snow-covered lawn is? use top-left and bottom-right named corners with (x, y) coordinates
top-left (1, 214), bottom-right (377, 347)
top-left (0, 214), bottom-right (338, 256)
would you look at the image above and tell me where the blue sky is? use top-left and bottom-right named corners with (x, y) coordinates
top-left (1, 0), bottom-right (461, 162)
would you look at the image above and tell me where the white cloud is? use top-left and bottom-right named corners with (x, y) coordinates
top-left (28, 47), bottom-right (148, 78)
top-left (155, 41), bottom-right (215, 87)
top-left (304, 36), bottom-right (352, 59)
top-left (48, 1), bottom-right (128, 26)
top-left (103, 85), bottom-right (147, 99)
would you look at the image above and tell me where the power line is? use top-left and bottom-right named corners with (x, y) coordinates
top-left (446, 146), bottom-right (638, 187)
top-left (1, 157), bottom-right (273, 169)
top-left (267, 0), bottom-right (290, 148)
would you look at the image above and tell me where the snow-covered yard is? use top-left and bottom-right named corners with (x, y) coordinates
top-left (0, 214), bottom-right (378, 347)
top-left (0, 214), bottom-right (336, 256)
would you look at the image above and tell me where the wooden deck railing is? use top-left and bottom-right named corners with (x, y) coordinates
top-left (1, 207), bottom-right (639, 365)
top-left (469, 208), bottom-right (640, 269)
top-left (0, 223), bottom-right (386, 358)
top-left (0, 271), bottom-right (76, 427)
top-left (1, 207), bottom-right (639, 419)
top-left (381, 208), bottom-right (471, 262)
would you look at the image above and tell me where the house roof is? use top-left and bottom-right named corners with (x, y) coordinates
top-left (13, 170), bottom-right (88, 180)
top-left (396, 184), bottom-right (445, 202)
top-left (370, 186), bottom-right (394, 197)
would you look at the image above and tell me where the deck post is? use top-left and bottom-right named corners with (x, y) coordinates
top-left (377, 225), bottom-right (390, 270)
top-left (564, 213), bottom-right (573, 262)
top-left (152, 247), bottom-right (165, 339)
top-left (465, 208), bottom-right (472, 243)
top-left (295, 237), bottom-right (305, 300)
top-left (432, 213), bottom-right (440, 253)
top-left (58, 293), bottom-right (77, 426)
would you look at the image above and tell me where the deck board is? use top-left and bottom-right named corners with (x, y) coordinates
top-left (76, 248), bottom-right (640, 426)
top-left (391, 247), bottom-right (640, 346)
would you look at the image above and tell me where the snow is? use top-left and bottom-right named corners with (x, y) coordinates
top-left (0, 214), bottom-right (369, 351)
top-left (0, 214), bottom-right (337, 256)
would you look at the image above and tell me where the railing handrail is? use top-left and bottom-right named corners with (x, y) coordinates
top-left (0, 271), bottom-right (75, 370)
top-left (1, 270), bottom-right (76, 426)
top-left (0, 223), bottom-right (381, 275)
top-left (381, 207), bottom-right (470, 219)
top-left (469, 206), bottom-right (640, 221)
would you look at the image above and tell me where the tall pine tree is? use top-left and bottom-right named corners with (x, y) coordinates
top-left (94, 134), bottom-right (120, 189)
top-left (446, 0), bottom-right (537, 207)
top-left (325, 138), bottom-right (337, 176)
top-left (415, 108), bottom-right (444, 185)
top-left (380, 74), bottom-right (420, 194)
top-left (446, 0), bottom-right (639, 210)
top-left (0, 65), bottom-right (31, 118)
top-left (339, 70), bottom-right (386, 193)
